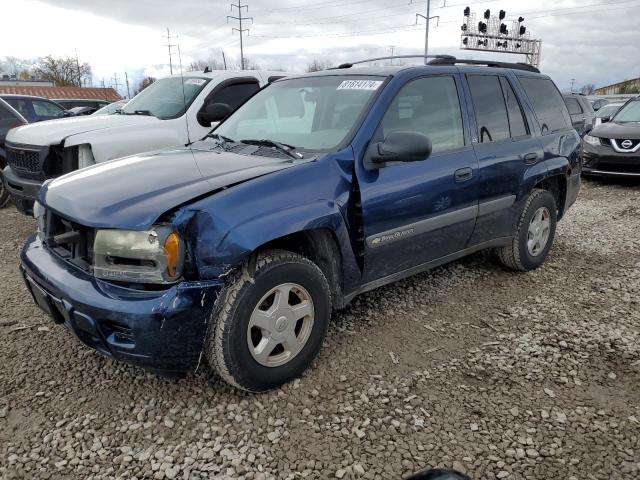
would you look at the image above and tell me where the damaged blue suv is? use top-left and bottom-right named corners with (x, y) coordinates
top-left (21, 56), bottom-right (580, 391)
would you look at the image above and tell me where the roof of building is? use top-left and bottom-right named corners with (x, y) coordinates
top-left (0, 86), bottom-right (121, 102)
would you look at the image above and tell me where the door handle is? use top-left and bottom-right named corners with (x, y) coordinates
top-left (454, 167), bottom-right (473, 182)
top-left (523, 153), bottom-right (539, 164)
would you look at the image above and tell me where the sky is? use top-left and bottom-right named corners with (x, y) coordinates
top-left (0, 0), bottom-right (639, 97)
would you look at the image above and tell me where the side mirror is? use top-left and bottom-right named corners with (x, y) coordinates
top-left (367, 131), bottom-right (432, 169)
top-left (601, 115), bottom-right (611, 124)
top-left (62, 111), bottom-right (75, 117)
top-left (197, 103), bottom-right (232, 127)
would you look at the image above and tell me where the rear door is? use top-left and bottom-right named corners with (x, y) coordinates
top-left (357, 73), bottom-right (479, 281)
top-left (465, 73), bottom-right (544, 245)
top-left (565, 97), bottom-right (586, 134)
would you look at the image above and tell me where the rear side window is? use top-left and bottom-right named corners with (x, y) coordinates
top-left (380, 75), bottom-right (464, 154)
top-left (519, 77), bottom-right (571, 134)
top-left (207, 81), bottom-right (260, 112)
top-left (468, 75), bottom-right (510, 143)
top-left (565, 98), bottom-right (583, 115)
top-left (500, 78), bottom-right (528, 138)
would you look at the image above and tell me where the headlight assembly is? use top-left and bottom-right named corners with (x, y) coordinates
top-left (33, 200), bottom-right (46, 240)
top-left (93, 226), bottom-right (184, 284)
top-left (583, 134), bottom-right (601, 146)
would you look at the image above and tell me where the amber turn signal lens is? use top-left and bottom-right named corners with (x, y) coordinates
top-left (164, 232), bottom-right (181, 278)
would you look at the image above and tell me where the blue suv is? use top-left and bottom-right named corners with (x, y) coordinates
top-left (20, 56), bottom-right (580, 391)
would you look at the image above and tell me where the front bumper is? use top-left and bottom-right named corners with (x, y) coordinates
top-left (2, 166), bottom-right (41, 215)
top-left (21, 234), bottom-right (223, 375)
top-left (582, 142), bottom-right (640, 177)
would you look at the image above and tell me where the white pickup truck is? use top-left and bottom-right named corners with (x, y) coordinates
top-left (2, 70), bottom-right (286, 214)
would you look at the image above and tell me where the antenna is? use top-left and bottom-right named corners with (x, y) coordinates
top-left (177, 44), bottom-right (192, 144)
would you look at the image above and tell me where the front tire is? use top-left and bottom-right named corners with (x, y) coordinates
top-left (206, 250), bottom-right (332, 392)
top-left (498, 189), bottom-right (557, 271)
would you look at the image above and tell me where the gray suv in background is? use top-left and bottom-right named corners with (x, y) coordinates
top-left (563, 94), bottom-right (595, 136)
top-left (0, 98), bottom-right (28, 208)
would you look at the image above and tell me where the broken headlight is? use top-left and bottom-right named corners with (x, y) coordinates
top-left (93, 226), bottom-right (184, 284)
top-left (33, 200), bottom-right (46, 240)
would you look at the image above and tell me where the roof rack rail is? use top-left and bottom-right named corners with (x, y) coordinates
top-left (426, 57), bottom-right (540, 73)
top-left (334, 55), bottom-right (456, 70)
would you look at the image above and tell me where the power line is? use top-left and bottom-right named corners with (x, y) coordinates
top-left (164, 28), bottom-right (178, 75)
top-left (228, 0), bottom-right (253, 70)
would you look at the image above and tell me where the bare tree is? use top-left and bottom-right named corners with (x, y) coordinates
top-left (305, 59), bottom-right (332, 73)
top-left (135, 77), bottom-right (157, 95)
top-left (579, 84), bottom-right (596, 95)
top-left (33, 55), bottom-right (92, 87)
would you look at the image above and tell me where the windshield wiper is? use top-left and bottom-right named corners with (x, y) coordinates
top-left (240, 138), bottom-right (302, 160)
top-left (205, 133), bottom-right (235, 150)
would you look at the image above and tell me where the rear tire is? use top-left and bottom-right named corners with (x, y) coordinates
top-left (206, 250), bottom-right (331, 392)
top-left (498, 189), bottom-right (557, 271)
top-left (0, 171), bottom-right (10, 209)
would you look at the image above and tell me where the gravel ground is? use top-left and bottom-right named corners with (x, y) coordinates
top-left (1, 178), bottom-right (639, 480)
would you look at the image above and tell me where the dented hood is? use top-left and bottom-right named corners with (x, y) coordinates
top-left (6, 114), bottom-right (158, 146)
top-left (41, 144), bottom-right (300, 230)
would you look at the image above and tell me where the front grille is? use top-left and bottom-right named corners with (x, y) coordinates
top-left (43, 210), bottom-right (95, 271)
top-left (611, 139), bottom-right (640, 151)
top-left (6, 146), bottom-right (42, 175)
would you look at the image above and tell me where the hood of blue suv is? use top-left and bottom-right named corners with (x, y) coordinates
top-left (40, 145), bottom-right (304, 230)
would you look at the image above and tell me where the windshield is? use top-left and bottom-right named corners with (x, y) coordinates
top-left (213, 75), bottom-right (386, 151)
top-left (596, 104), bottom-right (621, 119)
top-left (613, 100), bottom-right (640, 123)
top-left (121, 77), bottom-right (210, 119)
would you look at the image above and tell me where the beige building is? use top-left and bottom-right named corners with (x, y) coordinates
top-left (595, 78), bottom-right (640, 95)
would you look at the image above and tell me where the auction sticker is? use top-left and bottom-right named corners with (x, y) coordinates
top-left (337, 80), bottom-right (384, 90)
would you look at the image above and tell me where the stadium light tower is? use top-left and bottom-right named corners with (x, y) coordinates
top-left (459, 7), bottom-right (542, 67)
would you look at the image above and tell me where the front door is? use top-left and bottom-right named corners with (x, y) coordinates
top-left (357, 74), bottom-right (479, 282)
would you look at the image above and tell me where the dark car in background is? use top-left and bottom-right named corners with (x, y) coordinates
top-left (53, 99), bottom-right (111, 110)
top-left (564, 93), bottom-right (595, 136)
top-left (582, 97), bottom-right (640, 177)
top-left (0, 98), bottom-right (28, 207)
top-left (0, 95), bottom-right (68, 123)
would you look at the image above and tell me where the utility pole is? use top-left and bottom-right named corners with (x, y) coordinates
top-left (570, 78), bottom-right (575, 93)
top-left (74, 49), bottom-right (82, 87)
top-left (111, 73), bottom-right (122, 96)
top-left (228, 0), bottom-right (253, 70)
top-left (125, 72), bottom-right (131, 99)
top-left (222, 50), bottom-right (227, 70)
top-left (164, 28), bottom-right (178, 75)
top-left (414, 0), bottom-right (440, 64)
top-left (388, 46), bottom-right (395, 65)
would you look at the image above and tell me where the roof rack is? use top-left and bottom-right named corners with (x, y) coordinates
top-left (333, 55), bottom-right (540, 74)
top-left (334, 55), bottom-right (456, 69)
top-left (427, 57), bottom-right (540, 73)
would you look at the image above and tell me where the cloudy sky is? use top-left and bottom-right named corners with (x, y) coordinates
top-left (1, 0), bottom-right (639, 95)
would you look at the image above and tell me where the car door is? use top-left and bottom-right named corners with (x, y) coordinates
top-left (357, 74), bottom-right (479, 282)
top-left (465, 73), bottom-right (544, 245)
top-left (564, 97), bottom-right (585, 134)
top-left (189, 77), bottom-right (261, 141)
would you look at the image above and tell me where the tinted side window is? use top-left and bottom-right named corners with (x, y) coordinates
top-left (32, 100), bottom-right (65, 119)
top-left (380, 76), bottom-right (464, 154)
top-left (468, 75), bottom-right (510, 143)
top-left (565, 98), bottom-right (582, 115)
top-left (5, 99), bottom-right (34, 122)
top-left (500, 77), bottom-right (528, 138)
top-left (207, 81), bottom-right (260, 112)
top-left (519, 77), bottom-right (571, 134)
top-left (0, 102), bottom-right (18, 121)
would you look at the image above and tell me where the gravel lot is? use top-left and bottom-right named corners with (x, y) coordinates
top-left (1, 179), bottom-right (639, 480)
